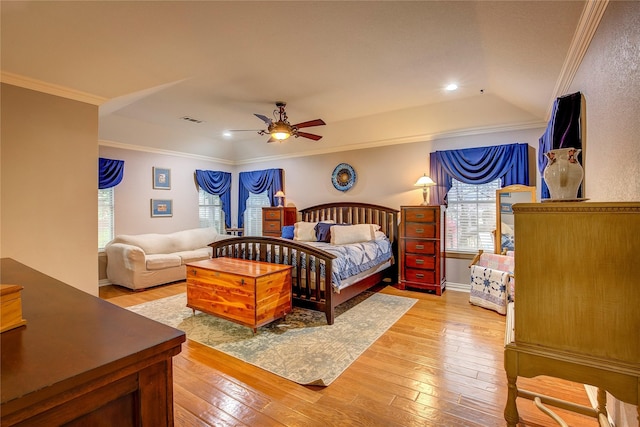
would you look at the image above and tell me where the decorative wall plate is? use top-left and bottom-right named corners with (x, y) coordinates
top-left (331, 163), bottom-right (356, 192)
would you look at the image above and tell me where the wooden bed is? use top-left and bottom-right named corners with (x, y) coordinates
top-left (208, 202), bottom-right (399, 324)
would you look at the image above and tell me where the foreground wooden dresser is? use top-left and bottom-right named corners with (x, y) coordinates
top-left (187, 258), bottom-right (292, 333)
top-left (504, 202), bottom-right (640, 426)
top-left (398, 205), bottom-right (446, 295)
top-left (0, 258), bottom-right (185, 426)
top-left (262, 206), bottom-right (297, 237)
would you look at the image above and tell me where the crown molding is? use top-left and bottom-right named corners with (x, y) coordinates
top-left (98, 139), bottom-right (235, 165)
top-left (0, 71), bottom-right (107, 106)
top-left (101, 120), bottom-right (545, 166)
top-left (547, 0), bottom-right (609, 118)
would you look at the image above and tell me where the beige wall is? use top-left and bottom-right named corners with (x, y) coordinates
top-left (567, 2), bottom-right (640, 425)
top-left (99, 145), bottom-right (232, 236)
top-left (1, 83), bottom-right (99, 295)
top-left (568, 0), bottom-right (640, 203)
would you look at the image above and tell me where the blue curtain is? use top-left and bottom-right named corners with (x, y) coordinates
top-left (538, 92), bottom-right (582, 199)
top-left (429, 143), bottom-right (529, 205)
top-left (98, 158), bottom-right (124, 189)
top-left (238, 169), bottom-right (283, 228)
top-left (195, 170), bottom-right (232, 228)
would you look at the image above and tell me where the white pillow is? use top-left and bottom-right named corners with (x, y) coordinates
top-left (294, 222), bottom-right (317, 242)
top-left (330, 224), bottom-right (377, 245)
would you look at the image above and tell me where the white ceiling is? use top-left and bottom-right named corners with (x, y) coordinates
top-left (1, 1), bottom-right (587, 164)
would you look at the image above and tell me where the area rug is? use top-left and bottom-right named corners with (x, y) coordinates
top-left (128, 290), bottom-right (417, 386)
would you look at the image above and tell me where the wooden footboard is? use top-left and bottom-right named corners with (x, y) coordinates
top-left (210, 203), bottom-right (399, 325)
top-left (209, 237), bottom-right (340, 323)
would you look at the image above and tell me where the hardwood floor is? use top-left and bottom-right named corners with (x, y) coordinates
top-left (101, 283), bottom-right (598, 426)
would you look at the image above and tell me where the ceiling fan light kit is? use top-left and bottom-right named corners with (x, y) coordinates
top-left (254, 102), bottom-right (325, 143)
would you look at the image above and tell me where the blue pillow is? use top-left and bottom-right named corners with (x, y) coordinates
top-left (315, 222), bottom-right (350, 242)
top-left (281, 225), bottom-right (295, 239)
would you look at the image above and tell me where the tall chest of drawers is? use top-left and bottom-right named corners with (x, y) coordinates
top-left (262, 207), bottom-right (297, 237)
top-left (399, 205), bottom-right (446, 295)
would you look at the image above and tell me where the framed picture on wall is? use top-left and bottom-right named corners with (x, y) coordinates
top-left (151, 199), bottom-right (173, 217)
top-left (153, 167), bottom-right (171, 189)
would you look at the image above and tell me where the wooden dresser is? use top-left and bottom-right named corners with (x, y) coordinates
top-left (262, 206), bottom-right (297, 237)
top-left (504, 202), bottom-right (640, 426)
top-left (398, 205), bottom-right (446, 295)
top-left (186, 258), bottom-right (292, 333)
top-left (0, 258), bottom-right (185, 426)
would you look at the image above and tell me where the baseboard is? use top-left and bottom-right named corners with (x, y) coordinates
top-left (99, 279), bottom-right (112, 287)
top-left (446, 281), bottom-right (470, 292)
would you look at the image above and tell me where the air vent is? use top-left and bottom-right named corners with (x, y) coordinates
top-left (181, 116), bottom-right (204, 124)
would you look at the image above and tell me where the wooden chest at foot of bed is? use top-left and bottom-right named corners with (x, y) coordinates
top-left (186, 258), bottom-right (293, 333)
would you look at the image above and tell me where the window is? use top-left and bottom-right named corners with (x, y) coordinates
top-left (445, 179), bottom-right (501, 252)
top-left (199, 189), bottom-right (225, 234)
top-left (243, 191), bottom-right (271, 236)
top-left (98, 188), bottom-right (114, 250)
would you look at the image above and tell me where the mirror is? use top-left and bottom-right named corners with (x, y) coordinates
top-left (495, 185), bottom-right (536, 254)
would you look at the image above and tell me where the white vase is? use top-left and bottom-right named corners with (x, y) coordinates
top-left (543, 147), bottom-right (584, 200)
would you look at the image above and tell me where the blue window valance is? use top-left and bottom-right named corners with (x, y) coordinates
top-left (195, 170), bottom-right (232, 228)
top-left (429, 143), bottom-right (529, 205)
top-left (98, 157), bottom-right (124, 189)
top-left (238, 168), bottom-right (283, 228)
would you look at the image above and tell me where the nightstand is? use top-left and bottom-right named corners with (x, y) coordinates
top-left (399, 205), bottom-right (446, 295)
top-left (262, 207), bottom-right (297, 237)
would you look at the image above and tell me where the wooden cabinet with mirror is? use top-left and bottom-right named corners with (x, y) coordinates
top-left (495, 185), bottom-right (535, 254)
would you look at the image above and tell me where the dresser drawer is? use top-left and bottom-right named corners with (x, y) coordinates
top-left (405, 254), bottom-right (436, 270)
top-left (263, 209), bottom-right (282, 220)
top-left (404, 240), bottom-right (436, 255)
top-left (404, 209), bottom-right (436, 223)
top-left (263, 220), bottom-right (282, 233)
top-left (404, 268), bottom-right (436, 284)
top-left (404, 222), bottom-right (436, 238)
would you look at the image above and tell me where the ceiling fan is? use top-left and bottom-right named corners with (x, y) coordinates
top-left (254, 102), bottom-right (326, 143)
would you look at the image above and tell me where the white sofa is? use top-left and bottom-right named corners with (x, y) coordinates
top-left (105, 227), bottom-right (232, 290)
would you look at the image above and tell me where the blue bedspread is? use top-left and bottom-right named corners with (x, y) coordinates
top-left (303, 238), bottom-right (393, 291)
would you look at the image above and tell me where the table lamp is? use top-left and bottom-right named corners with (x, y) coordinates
top-left (414, 174), bottom-right (436, 205)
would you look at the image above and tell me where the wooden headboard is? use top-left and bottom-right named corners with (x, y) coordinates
top-left (299, 202), bottom-right (399, 246)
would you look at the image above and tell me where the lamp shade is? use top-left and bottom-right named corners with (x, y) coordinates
top-left (270, 122), bottom-right (291, 140)
top-left (414, 174), bottom-right (436, 187)
top-left (275, 190), bottom-right (286, 197)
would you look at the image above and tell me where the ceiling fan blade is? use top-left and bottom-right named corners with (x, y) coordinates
top-left (296, 131), bottom-right (323, 141)
top-left (254, 113), bottom-right (272, 125)
top-left (294, 119), bottom-right (326, 129)
top-left (267, 136), bottom-right (277, 143)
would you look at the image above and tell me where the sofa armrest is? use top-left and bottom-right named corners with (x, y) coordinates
top-left (105, 243), bottom-right (147, 274)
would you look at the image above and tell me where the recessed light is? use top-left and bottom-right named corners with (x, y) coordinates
top-left (445, 83), bottom-right (458, 91)
top-left (222, 131), bottom-right (232, 137)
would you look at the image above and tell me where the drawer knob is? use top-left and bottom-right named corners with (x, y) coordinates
top-left (239, 279), bottom-right (245, 286)
top-left (415, 245), bottom-right (424, 249)
top-left (416, 214), bottom-right (424, 218)
top-left (189, 269), bottom-right (197, 276)
top-left (416, 259), bottom-right (424, 264)
top-left (416, 228), bottom-right (424, 233)
top-left (416, 273), bottom-right (424, 278)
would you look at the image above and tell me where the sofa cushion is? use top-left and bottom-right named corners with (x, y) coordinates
top-left (175, 248), bottom-right (211, 264)
top-left (146, 254), bottom-right (181, 270)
